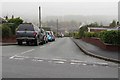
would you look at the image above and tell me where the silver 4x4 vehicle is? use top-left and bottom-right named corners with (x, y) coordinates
top-left (16, 23), bottom-right (43, 46)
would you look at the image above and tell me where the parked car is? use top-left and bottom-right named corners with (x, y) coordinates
top-left (46, 31), bottom-right (55, 42)
top-left (16, 23), bottom-right (42, 46)
top-left (58, 32), bottom-right (64, 38)
top-left (46, 31), bottom-right (52, 42)
top-left (50, 31), bottom-right (55, 41)
top-left (41, 28), bottom-right (48, 44)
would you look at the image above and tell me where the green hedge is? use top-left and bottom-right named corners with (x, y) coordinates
top-left (72, 32), bottom-right (80, 39)
top-left (99, 30), bottom-right (120, 45)
top-left (84, 31), bottom-right (120, 45)
top-left (84, 32), bottom-right (98, 38)
top-left (0, 24), bottom-right (12, 38)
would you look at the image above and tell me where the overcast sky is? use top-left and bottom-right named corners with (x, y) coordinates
top-left (1, 1), bottom-right (118, 23)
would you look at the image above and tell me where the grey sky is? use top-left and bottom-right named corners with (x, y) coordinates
top-left (1, 2), bottom-right (118, 23)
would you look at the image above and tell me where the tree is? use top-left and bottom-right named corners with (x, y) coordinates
top-left (12, 15), bottom-right (14, 19)
top-left (79, 26), bottom-right (88, 38)
top-left (117, 21), bottom-right (120, 26)
top-left (109, 20), bottom-right (117, 27)
top-left (86, 22), bottom-right (99, 27)
top-left (1, 24), bottom-right (12, 38)
top-left (7, 17), bottom-right (23, 35)
top-left (5, 16), bottom-right (8, 20)
top-left (8, 17), bottom-right (23, 25)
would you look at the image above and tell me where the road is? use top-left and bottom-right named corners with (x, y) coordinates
top-left (2, 37), bottom-right (119, 78)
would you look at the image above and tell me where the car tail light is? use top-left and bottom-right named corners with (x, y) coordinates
top-left (33, 32), bottom-right (37, 36)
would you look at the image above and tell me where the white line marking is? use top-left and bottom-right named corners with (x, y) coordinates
top-left (82, 63), bottom-right (87, 66)
top-left (20, 49), bottom-right (35, 54)
top-left (9, 55), bottom-right (29, 60)
top-left (94, 62), bottom-right (108, 66)
top-left (9, 49), bottom-right (35, 59)
top-left (71, 60), bottom-right (86, 63)
top-left (70, 63), bottom-right (77, 65)
top-left (32, 59), bottom-right (44, 62)
top-left (13, 57), bottom-right (24, 60)
top-left (52, 58), bottom-right (67, 61)
top-left (54, 61), bottom-right (65, 64)
top-left (9, 55), bottom-right (17, 59)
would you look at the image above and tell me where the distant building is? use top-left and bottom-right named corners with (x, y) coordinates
top-left (0, 17), bottom-right (7, 24)
top-left (88, 27), bottom-right (107, 32)
top-left (88, 27), bottom-right (120, 32)
top-left (107, 26), bottom-right (120, 31)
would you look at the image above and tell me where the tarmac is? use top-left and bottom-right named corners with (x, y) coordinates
top-left (1, 38), bottom-right (120, 63)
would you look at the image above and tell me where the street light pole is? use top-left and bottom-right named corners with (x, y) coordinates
top-left (39, 6), bottom-right (41, 28)
top-left (57, 19), bottom-right (58, 37)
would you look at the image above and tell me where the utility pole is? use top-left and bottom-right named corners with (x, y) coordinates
top-left (57, 19), bottom-right (58, 37)
top-left (39, 6), bottom-right (41, 28)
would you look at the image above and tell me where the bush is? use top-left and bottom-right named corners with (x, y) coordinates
top-left (79, 26), bottom-right (88, 38)
top-left (84, 32), bottom-right (98, 38)
top-left (74, 32), bottom-right (80, 39)
top-left (0, 25), bottom-right (2, 38)
top-left (99, 30), bottom-right (120, 45)
top-left (1, 24), bottom-right (12, 38)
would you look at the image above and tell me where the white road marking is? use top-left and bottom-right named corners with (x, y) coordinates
top-left (20, 49), bottom-right (35, 54)
top-left (71, 60), bottom-right (86, 63)
top-left (9, 55), bottom-right (29, 60)
top-left (70, 62), bottom-right (77, 65)
top-left (94, 62), bottom-right (108, 66)
top-left (82, 63), bottom-right (87, 66)
top-left (9, 55), bottom-right (17, 59)
top-left (52, 58), bottom-right (67, 62)
top-left (13, 57), bottom-right (24, 60)
top-left (32, 59), bottom-right (44, 62)
top-left (9, 55), bottom-right (117, 68)
top-left (9, 49), bottom-right (35, 59)
top-left (54, 61), bottom-right (65, 64)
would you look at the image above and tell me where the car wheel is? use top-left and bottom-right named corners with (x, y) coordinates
top-left (26, 41), bottom-right (29, 45)
top-left (18, 41), bottom-right (22, 45)
top-left (34, 39), bottom-right (39, 46)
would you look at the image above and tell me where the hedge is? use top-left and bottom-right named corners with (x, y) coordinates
top-left (84, 32), bottom-right (99, 38)
top-left (84, 31), bottom-right (120, 45)
top-left (99, 30), bottom-right (120, 45)
top-left (0, 24), bottom-right (12, 38)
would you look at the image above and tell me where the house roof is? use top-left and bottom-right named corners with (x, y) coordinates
top-left (88, 27), bottom-right (120, 31)
top-left (0, 17), bottom-right (7, 24)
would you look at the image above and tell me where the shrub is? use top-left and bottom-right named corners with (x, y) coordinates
top-left (79, 26), bottom-right (88, 38)
top-left (99, 30), bottom-right (120, 45)
top-left (84, 32), bottom-right (98, 38)
top-left (1, 24), bottom-right (12, 38)
top-left (73, 32), bottom-right (80, 39)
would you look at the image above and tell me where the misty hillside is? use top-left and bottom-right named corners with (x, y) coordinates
top-left (43, 15), bottom-right (118, 26)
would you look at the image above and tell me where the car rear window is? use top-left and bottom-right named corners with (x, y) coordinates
top-left (17, 24), bottom-right (34, 31)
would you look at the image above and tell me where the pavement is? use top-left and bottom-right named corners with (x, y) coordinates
top-left (0, 42), bottom-right (17, 46)
top-left (72, 38), bottom-right (120, 63)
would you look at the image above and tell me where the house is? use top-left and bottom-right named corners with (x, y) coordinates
top-left (0, 17), bottom-right (7, 24)
top-left (88, 27), bottom-right (120, 32)
top-left (107, 26), bottom-right (120, 31)
top-left (88, 27), bottom-right (107, 32)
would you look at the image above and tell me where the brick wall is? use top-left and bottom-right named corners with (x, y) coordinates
top-left (1, 36), bottom-right (16, 43)
top-left (82, 37), bottom-right (120, 51)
